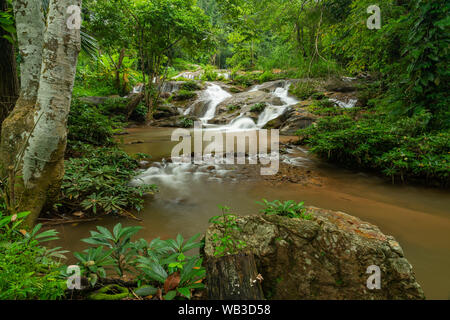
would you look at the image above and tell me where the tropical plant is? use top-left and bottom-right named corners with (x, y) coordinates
top-left (208, 205), bottom-right (247, 257)
top-left (257, 199), bottom-right (312, 220)
top-left (81, 223), bottom-right (142, 276)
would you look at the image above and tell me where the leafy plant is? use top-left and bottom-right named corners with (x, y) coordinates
top-left (172, 90), bottom-right (198, 101)
top-left (73, 246), bottom-right (115, 287)
top-left (257, 199), bottom-right (312, 220)
top-left (135, 233), bottom-right (205, 300)
top-left (208, 206), bottom-right (247, 257)
top-left (179, 117), bottom-right (195, 128)
top-left (0, 210), bottom-right (67, 299)
top-left (81, 224), bottom-right (142, 276)
top-left (250, 102), bottom-right (266, 113)
top-left (61, 146), bottom-right (157, 217)
top-left (297, 111), bottom-right (450, 186)
top-left (181, 81), bottom-right (202, 91)
top-left (227, 104), bottom-right (241, 112)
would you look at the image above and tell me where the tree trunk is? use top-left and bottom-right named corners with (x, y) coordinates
top-left (125, 92), bottom-right (144, 120)
top-left (205, 253), bottom-right (265, 300)
top-left (0, 0), bottom-right (82, 226)
top-left (115, 48), bottom-right (125, 94)
top-left (0, 0), bottom-right (19, 130)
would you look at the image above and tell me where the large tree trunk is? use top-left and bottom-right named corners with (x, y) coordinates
top-left (0, 0), bottom-right (19, 130)
top-left (0, 0), bottom-right (81, 226)
top-left (205, 253), bottom-right (265, 300)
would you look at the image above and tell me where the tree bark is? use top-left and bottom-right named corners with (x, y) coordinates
top-left (205, 253), bottom-right (265, 300)
top-left (115, 48), bottom-right (125, 94)
top-left (0, 0), bottom-right (19, 130)
top-left (0, 0), bottom-right (82, 226)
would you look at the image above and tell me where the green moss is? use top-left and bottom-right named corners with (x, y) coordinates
top-left (88, 284), bottom-right (129, 300)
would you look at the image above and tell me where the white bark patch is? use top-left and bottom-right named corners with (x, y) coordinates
top-left (22, 0), bottom-right (82, 186)
top-left (13, 0), bottom-right (45, 100)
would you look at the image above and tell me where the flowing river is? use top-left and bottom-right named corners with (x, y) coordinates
top-left (54, 82), bottom-right (450, 299)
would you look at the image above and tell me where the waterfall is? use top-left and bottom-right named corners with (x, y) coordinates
top-left (199, 84), bottom-right (232, 124)
top-left (256, 83), bottom-right (298, 128)
top-left (228, 116), bottom-right (257, 130)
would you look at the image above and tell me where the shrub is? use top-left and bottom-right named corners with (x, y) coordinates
top-left (129, 102), bottom-right (148, 123)
top-left (179, 117), bottom-right (194, 128)
top-left (61, 146), bottom-right (158, 216)
top-left (307, 99), bottom-right (344, 116)
top-left (297, 112), bottom-right (450, 185)
top-left (181, 81), bottom-right (202, 91)
top-left (250, 103), bottom-right (267, 113)
top-left (0, 210), bottom-right (67, 299)
top-left (68, 99), bottom-right (124, 147)
top-left (289, 81), bottom-right (317, 100)
top-left (227, 105), bottom-right (241, 113)
top-left (74, 223), bottom-right (205, 300)
top-left (208, 206), bottom-right (247, 257)
top-left (172, 90), bottom-right (197, 101)
top-left (257, 199), bottom-right (312, 220)
top-left (201, 65), bottom-right (219, 81)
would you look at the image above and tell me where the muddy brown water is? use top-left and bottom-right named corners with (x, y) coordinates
top-left (54, 127), bottom-right (450, 300)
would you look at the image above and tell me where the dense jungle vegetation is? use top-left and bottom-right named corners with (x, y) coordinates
top-left (0, 0), bottom-right (448, 300)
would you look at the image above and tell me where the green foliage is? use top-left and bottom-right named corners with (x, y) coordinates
top-left (181, 81), bottom-right (202, 91)
top-left (179, 117), bottom-right (195, 128)
top-left (390, 0), bottom-right (449, 128)
top-left (257, 199), bottom-right (312, 220)
top-left (307, 99), bottom-right (344, 116)
top-left (74, 223), bottom-right (205, 300)
top-left (201, 65), bottom-right (220, 81)
top-left (289, 81), bottom-right (317, 100)
top-left (208, 206), bottom-right (247, 257)
top-left (81, 224), bottom-right (142, 276)
top-left (250, 102), bottom-right (266, 113)
top-left (0, 6), bottom-right (16, 44)
top-left (0, 210), bottom-right (67, 300)
top-left (227, 105), bottom-right (241, 112)
top-left (73, 246), bottom-right (115, 287)
top-left (298, 112), bottom-right (450, 185)
top-left (61, 145), bottom-right (157, 216)
top-left (68, 99), bottom-right (124, 147)
top-left (172, 90), bottom-right (198, 101)
top-left (135, 233), bottom-right (205, 300)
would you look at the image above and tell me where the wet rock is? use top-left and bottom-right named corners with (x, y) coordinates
top-left (323, 77), bottom-right (357, 93)
top-left (211, 91), bottom-right (283, 124)
top-left (204, 208), bottom-right (425, 300)
top-left (138, 161), bottom-right (150, 169)
top-left (151, 115), bottom-right (199, 128)
top-left (153, 105), bottom-right (179, 120)
top-left (252, 80), bottom-right (287, 92)
top-left (280, 110), bottom-right (318, 135)
top-left (127, 140), bottom-right (144, 145)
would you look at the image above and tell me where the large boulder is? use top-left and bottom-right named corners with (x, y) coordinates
top-left (280, 109), bottom-right (318, 135)
top-left (211, 91), bottom-right (284, 124)
top-left (204, 207), bottom-right (425, 300)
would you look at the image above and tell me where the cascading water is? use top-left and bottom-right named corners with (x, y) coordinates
top-left (255, 83), bottom-right (298, 128)
top-left (199, 84), bottom-right (232, 124)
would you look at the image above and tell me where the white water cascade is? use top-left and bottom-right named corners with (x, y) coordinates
top-left (256, 85), bottom-right (298, 128)
top-left (199, 84), bottom-right (232, 124)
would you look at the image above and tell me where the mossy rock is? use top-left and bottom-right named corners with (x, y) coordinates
top-left (88, 284), bottom-right (130, 300)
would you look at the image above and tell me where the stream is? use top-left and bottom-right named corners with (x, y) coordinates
top-left (54, 82), bottom-right (450, 300)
